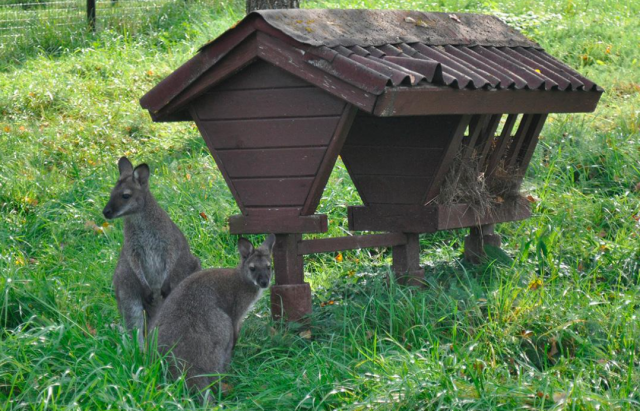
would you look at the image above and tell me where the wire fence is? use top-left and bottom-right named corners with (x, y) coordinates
top-left (0, 0), bottom-right (188, 41)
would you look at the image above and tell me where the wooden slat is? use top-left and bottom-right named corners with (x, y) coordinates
top-left (302, 105), bottom-right (358, 215)
top-left (350, 175), bottom-right (432, 205)
top-left (217, 147), bottom-right (326, 178)
top-left (297, 233), bottom-right (407, 255)
top-left (476, 114), bottom-right (502, 164)
top-left (199, 117), bottom-right (340, 149)
top-left (516, 114), bottom-right (548, 172)
top-left (233, 177), bottom-right (314, 207)
top-left (340, 145), bottom-right (443, 176)
top-left (437, 197), bottom-right (531, 230)
top-left (256, 32), bottom-right (377, 113)
top-left (460, 115), bottom-right (485, 159)
top-left (195, 88), bottom-right (346, 120)
top-left (216, 60), bottom-right (311, 90)
top-left (505, 114), bottom-right (533, 168)
top-left (190, 106), bottom-right (247, 214)
top-left (229, 215), bottom-right (327, 234)
top-left (348, 205), bottom-right (438, 232)
top-left (423, 115), bottom-right (473, 202)
top-left (344, 114), bottom-right (460, 148)
top-left (486, 114), bottom-right (518, 174)
top-left (374, 86), bottom-right (603, 116)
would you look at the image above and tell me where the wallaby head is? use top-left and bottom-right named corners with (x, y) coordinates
top-left (103, 157), bottom-right (151, 220)
top-left (238, 234), bottom-right (276, 289)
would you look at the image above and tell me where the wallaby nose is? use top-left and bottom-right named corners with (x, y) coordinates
top-left (103, 207), bottom-right (113, 219)
top-left (259, 278), bottom-right (270, 288)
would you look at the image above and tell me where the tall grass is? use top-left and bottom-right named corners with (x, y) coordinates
top-left (1, 0), bottom-right (640, 409)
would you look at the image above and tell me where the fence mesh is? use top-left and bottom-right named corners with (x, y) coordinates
top-left (0, 0), bottom-right (187, 41)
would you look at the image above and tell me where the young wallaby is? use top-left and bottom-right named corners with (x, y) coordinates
top-left (149, 234), bottom-right (275, 394)
top-left (103, 156), bottom-right (201, 346)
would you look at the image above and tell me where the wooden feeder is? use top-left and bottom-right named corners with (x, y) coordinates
top-left (140, 9), bottom-right (602, 321)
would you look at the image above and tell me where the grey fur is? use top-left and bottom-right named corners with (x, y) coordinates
top-left (104, 157), bottom-right (201, 346)
top-left (150, 234), bottom-right (276, 394)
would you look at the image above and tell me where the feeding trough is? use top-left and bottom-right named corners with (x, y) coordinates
top-left (140, 9), bottom-right (602, 321)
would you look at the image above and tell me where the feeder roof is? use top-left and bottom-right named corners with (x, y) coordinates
top-left (141, 9), bottom-right (602, 121)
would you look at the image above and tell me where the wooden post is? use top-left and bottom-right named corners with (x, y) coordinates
top-left (87, 0), bottom-right (96, 31)
top-left (270, 234), bottom-right (311, 321)
top-left (464, 224), bottom-right (501, 264)
top-left (392, 233), bottom-right (425, 286)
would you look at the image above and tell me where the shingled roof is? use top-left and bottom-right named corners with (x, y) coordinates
top-left (141, 9), bottom-right (602, 121)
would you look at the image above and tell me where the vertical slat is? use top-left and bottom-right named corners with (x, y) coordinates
top-left (423, 114), bottom-right (473, 203)
top-left (273, 234), bottom-right (304, 285)
top-left (516, 114), bottom-right (548, 173)
top-left (87, 0), bottom-right (96, 31)
top-left (301, 104), bottom-right (358, 215)
top-left (505, 114), bottom-right (534, 168)
top-left (485, 114), bottom-right (518, 175)
top-left (476, 114), bottom-right (502, 165)
top-left (461, 115), bottom-right (485, 159)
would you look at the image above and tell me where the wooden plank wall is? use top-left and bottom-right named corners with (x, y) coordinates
top-left (191, 61), bottom-right (347, 215)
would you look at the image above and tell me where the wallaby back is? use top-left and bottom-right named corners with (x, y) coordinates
top-left (150, 234), bottom-right (275, 395)
top-left (104, 157), bottom-right (201, 347)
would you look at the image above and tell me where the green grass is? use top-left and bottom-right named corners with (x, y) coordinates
top-left (2, 0), bottom-right (640, 409)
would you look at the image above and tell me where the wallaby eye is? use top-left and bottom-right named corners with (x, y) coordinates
top-left (122, 193), bottom-right (132, 200)
top-left (249, 263), bottom-right (256, 271)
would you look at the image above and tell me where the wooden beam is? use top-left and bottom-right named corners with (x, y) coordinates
top-left (229, 213), bottom-right (327, 234)
top-left (373, 85), bottom-right (602, 116)
top-left (297, 233), bottom-right (407, 255)
top-left (301, 104), bottom-right (358, 215)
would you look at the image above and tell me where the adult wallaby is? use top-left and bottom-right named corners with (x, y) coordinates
top-left (150, 234), bottom-right (275, 394)
top-left (103, 157), bottom-right (201, 346)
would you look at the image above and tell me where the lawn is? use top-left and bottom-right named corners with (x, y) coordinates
top-left (1, 0), bottom-right (640, 409)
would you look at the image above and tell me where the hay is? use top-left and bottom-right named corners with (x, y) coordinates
top-left (436, 151), bottom-right (523, 217)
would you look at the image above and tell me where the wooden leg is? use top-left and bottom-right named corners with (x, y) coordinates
top-left (270, 234), bottom-right (312, 321)
top-left (392, 233), bottom-right (425, 286)
top-left (464, 224), bottom-right (501, 264)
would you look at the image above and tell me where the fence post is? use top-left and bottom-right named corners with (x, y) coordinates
top-left (87, 0), bottom-right (96, 31)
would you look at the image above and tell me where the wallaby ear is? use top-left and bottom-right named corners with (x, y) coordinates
top-left (133, 164), bottom-right (150, 186)
top-left (238, 238), bottom-right (254, 259)
top-left (262, 234), bottom-right (276, 254)
top-left (118, 157), bottom-right (133, 176)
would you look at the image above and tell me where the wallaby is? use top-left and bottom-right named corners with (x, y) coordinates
top-left (103, 157), bottom-right (201, 346)
top-left (149, 234), bottom-right (275, 394)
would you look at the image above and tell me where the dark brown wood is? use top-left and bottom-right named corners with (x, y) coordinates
top-left (464, 224), bottom-right (502, 264)
top-left (271, 284), bottom-right (311, 321)
top-left (195, 88), bottom-right (346, 120)
top-left (476, 114), bottom-right (502, 165)
top-left (351, 176), bottom-right (433, 205)
top-left (423, 114), bottom-right (472, 202)
top-left (461, 115), bottom-right (486, 159)
top-left (392, 233), bottom-right (425, 286)
top-left (516, 114), bottom-right (548, 173)
top-left (505, 114), bottom-right (533, 168)
top-left (374, 86), bottom-right (603, 116)
top-left (157, 36), bottom-right (259, 121)
top-left (217, 147), bottom-right (326, 178)
top-left (349, 205), bottom-right (438, 233)
top-left (256, 32), bottom-right (378, 113)
top-left (232, 178), bottom-right (314, 207)
top-left (215, 59), bottom-right (310, 91)
top-left (190, 106), bottom-right (248, 214)
top-left (198, 117), bottom-right (340, 149)
top-left (344, 114), bottom-right (462, 148)
top-left (437, 197), bottom-right (531, 230)
top-left (273, 234), bottom-right (304, 284)
top-left (229, 214), bottom-right (327, 234)
top-left (486, 114), bottom-right (518, 174)
top-left (348, 197), bottom-right (530, 233)
top-left (340, 146), bottom-right (443, 176)
top-left (301, 104), bottom-right (358, 215)
top-left (298, 233), bottom-right (407, 255)
top-left (86, 0), bottom-right (95, 31)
